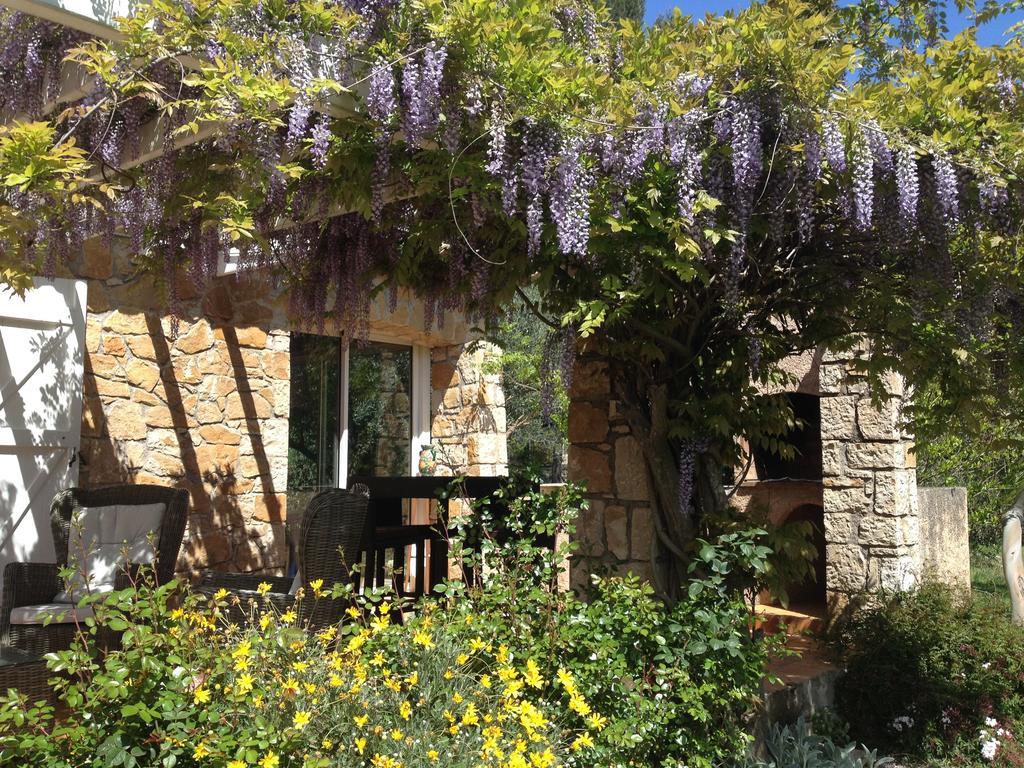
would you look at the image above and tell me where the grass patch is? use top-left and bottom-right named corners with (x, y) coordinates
top-left (971, 542), bottom-right (1010, 613)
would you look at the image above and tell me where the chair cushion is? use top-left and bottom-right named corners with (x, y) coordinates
top-left (10, 603), bottom-right (95, 625)
top-left (55, 502), bottom-right (166, 602)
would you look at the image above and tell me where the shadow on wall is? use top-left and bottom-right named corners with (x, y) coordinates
top-left (0, 285), bottom-right (84, 571)
top-left (78, 271), bottom-right (289, 578)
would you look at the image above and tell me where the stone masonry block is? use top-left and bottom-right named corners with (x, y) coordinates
top-left (856, 397), bottom-right (900, 441)
top-left (873, 471), bottom-right (915, 517)
top-left (824, 486), bottom-right (872, 517)
top-left (826, 544), bottom-right (868, 593)
top-left (820, 396), bottom-right (858, 440)
top-left (605, 506), bottom-right (628, 560)
top-left (846, 441), bottom-right (902, 470)
top-left (824, 513), bottom-right (858, 545)
top-left (613, 436), bottom-right (649, 501)
top-left (821, 440), bottom-right (845, 477)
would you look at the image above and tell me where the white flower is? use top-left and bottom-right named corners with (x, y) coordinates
top-left (890, 715), bottom-right (915, 733)
top-left (986, 717), bottom-right (999, 728)
top-left (981, 738), bottom-right (999, 761)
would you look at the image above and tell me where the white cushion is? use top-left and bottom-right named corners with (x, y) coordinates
top-left (10, 603), bottom-right (95, 625)
top-left (288, 571), bottom-right (302, 595)
top-left (55, 502), bottom-right (166, 602)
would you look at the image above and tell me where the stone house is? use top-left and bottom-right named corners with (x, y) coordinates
top-left (0, 237), bottom-right (507, 579)
top-left (566, 344), bottom-right (970, 618)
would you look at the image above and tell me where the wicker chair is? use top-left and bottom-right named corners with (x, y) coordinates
top-left (198, 487), bottom-right (369, 632)
top-left (0, 484), bottom-right (189, 656)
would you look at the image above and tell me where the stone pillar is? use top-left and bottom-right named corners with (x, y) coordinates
top-left (820, 344), bottom-right (920, 616)
top-left (429, 342), bottom-right (507, 477)
top-left (566, 353), bottom-right (656, 591)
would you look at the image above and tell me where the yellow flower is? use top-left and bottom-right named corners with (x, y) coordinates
top-left (354, 737), bottom-right (367, 755)
top-left (496, 644), bottom-right (510, 663)
top-left (293, 711), bottom-right (311, 729)
top-left (192, 686), bottom-right (211, 705)
top-left (412, 630), bottom-right (434, 648)
top-left (329, 674), bottom-right (343, 688)
top-left (236, 673), bottom-right (254, 694)
top-left (390, 728), bottom-right (403, 741)
top-left (523, 659), bottom-right (543, 689)
top-left (227, 761), bottom-right (246, 768)
top-left (456, 653), bottom-right (469, 665)
top-left (586, 713), bottom-right (608, 731)
top-left (318, 626), bottom-right (337, 643)
top-left (443, 670), bottom-right (454, 680)
top-left (385, 678), bottom-right (402, 693)
top-left (193, 742), bottom-right (210, 759)
top-left (400, 701), bottom-right (412, 720)
top-left (508, 753), bottom-right (529, 768)
top-left (292, 661), bottom-right (309, 673)
top-left (259, 615), bottom-right (271, 630)
top-left (256, 582), bottom-right (273, 595)
top-left (461, 702), bottom-right (480, 726)
top-left (354, 714), bottom-right (369, 727)
top-left (171, 608), bottom-right (184, 620)
top-left (469, 636), bottom-right (487, 652)
top-left (346, 606), bottom-right (361, 619)
top-left (258, 752), bottom-right (279, 768)
top-left (530, 748), bottom-right (555, 768)
top-left (310, 578), bottom-right (325, 596)
top-left (407, 671), bottom-right (419, 686)
top-left (321, 739), bottom-right (334, 750)
top-left (281, 678), bottom-right (300, 698)
top-left (569, 694), bottom-right (592, 717)
top-left (214, 587), bottom-right (230, 600)
top-left (427, 750), bottom-right (440, 762)
top-left (480, 674), bottom-right (492, 688)
top-left (572, 732), bottom-right (595, 751)
top-left (304, 682), bottom-right (316, 694)
top-left (280, 610), bottom-right (297, 625)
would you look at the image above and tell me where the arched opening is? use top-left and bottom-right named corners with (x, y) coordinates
top-left (783, 503), bottom-right (827, 608)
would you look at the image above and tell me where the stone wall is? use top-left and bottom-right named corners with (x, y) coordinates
top-left (566, 354), bottom-right (655, 590)
top-left (76, 239), bottom-right (293, 575)
top-left (67, 237), bottom-right (507, 577)
top-left (430, 342), bottom-right (508, 477)
top-left (819, 344), bottom-right (921, 614)
top-left (918, 486), bottom-right (971, 594)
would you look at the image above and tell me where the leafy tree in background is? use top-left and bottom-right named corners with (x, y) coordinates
top-left (490, 291), bottom-right (569, 485)
top-left (3, 0), bottom-right (1024, 601)
top-left (607, 0), bottom-right (645, 23)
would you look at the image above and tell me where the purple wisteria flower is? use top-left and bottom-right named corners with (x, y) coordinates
top-left (895, 147), bottom-right (919, 225)
top-left (934, 154), bottom-right (959, 230)
top-left (667, 112), bottom-right (703, 225)
top-left (310, 114), bottom-right (331, 169)
top-left (823, 119), bottom-right (846, 174)
top-left (851, 128), bottom-right (874, 230)
top-left (549, 136), bottom-right (593, 257)
top-left (367, 56), bottom-right (397, 125)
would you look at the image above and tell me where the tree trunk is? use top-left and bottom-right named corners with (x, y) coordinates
top-left (613, 365), bottom-right (730, 603)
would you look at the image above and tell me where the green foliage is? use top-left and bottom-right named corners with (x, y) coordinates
top-left (0, 487), bottom-right (777, 768)
top-left (488, 292), bottom-right (568, 485)
top-left (915, 385), bottom-right (1024, 543)
top-left (831, 584), bottom-right (1024, 763)
top-left (605, 0), bottom-right (644, 24)
top-left (741, 718), bottom-right (892, 768)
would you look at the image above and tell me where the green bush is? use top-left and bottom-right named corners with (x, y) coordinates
top-left (0, 485), bottom-right (774, 768)
top-left (831, 585), bottom-right (1024, 764)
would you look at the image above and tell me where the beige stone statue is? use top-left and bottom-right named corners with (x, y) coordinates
top-left (1002, 491), bottom-right (1024, 625)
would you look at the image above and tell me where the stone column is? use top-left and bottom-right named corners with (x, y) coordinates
top-left (819, 344), bottom-right (920, 616)
top-left (429, 342), bottom-right (508, 477)
top-left (566, 354), bottom-right (656, 591)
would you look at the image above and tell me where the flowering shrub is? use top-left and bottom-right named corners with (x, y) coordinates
top-left (831, 585), bottom-right (1024, 765)
top-left (0, 485), bottom-right (774, 768)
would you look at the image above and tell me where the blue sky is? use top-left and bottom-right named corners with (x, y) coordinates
top-left (643, 1), bottom-right (1024, 47)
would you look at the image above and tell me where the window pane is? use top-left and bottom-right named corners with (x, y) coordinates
top-left (348, 343), bottom-right (413, 477)
top-left (287, 333), bottom-right (340, 491)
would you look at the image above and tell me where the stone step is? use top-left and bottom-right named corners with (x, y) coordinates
top-left (755, 635), bottom-right (843, 743)
top-left (754, 602), bottom-right (827, 637)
